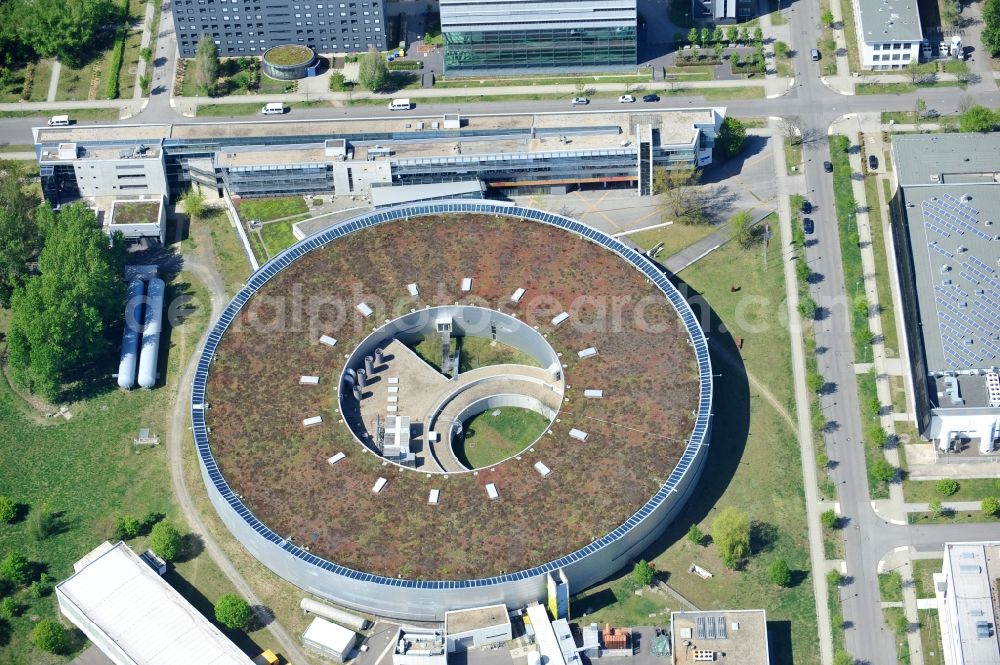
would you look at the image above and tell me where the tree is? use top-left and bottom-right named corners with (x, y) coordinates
top-left (807, 370), bottom-right (825, 394)
top-left (827, 569), bottom-right (844, 587)
top-left (0, 161), bottom-right (39, 308)
top-left (820, 509), bottom-right (839, 529)
top-left (0, 496), bottom-right (15, 524)
top-left (712, 506), bottom-right (751, 569)
top-left (984, 0), bottom-right (1000, 55)
top-left (180, 186), bottom-right (206, 219)
top-left (193, 33), bottom-right (220, 96)
top-left (821, 8), bottom-right (834, 26)
top-left (0, 597), bottom-right (21, 619)
top-left (768, 558), bottom-right (792, 587)
top-left (726, 26), bottom-right (738, 43)
top-left (914, 97), bottom-right (926, 118)
top-left (6, 203), bottom-right (125, 400)
top-left (632, 559), bottom-right (655, 586)
top-left (150, 520), bottom-right (183, 561)
top-left (714, 42), bottom-right (725, 61)
top-left (730, 210), bottom-right (756, 249)
top-left (752, 26), bottom-right (763, 44)
top-left (700, 27), bottom-right (710, 44)
top-left (935, 479), bottom-right (960, 496)
top-left (32, 619), bottom-right (68, 654)
top-left (738, 26), bottom-right (749, 43)
top-left (774, 40), bottom-right (789, 58)
top-left (959, 105), bottom-right (998, 133)
top-left (215, 593), bottom-right (252, 629)
top-left (0, 552), bottom-right (30, 586)
top-left (929, 499), bottom-right (945, 517)
top-left (688, 27), bottom-right (699, 44)
top-left (894, 611), bottom-right (910, 635)
top-left (870, 458), bottom-right (897, 484)
top-left (712, 26), bottom-right (724, 43)
top-left (715, 117), bottom-right (747, 158)
top-left (15, 0), bottom-right (120, 68)
top-left (867, 424), bottom-right (888, 448)
top-left (982, 496), bottom-right (1000, 517)
top-left (687, 523), bottom-right (703, 545)
top-left (116, 516), bottom-right (141, 540)
top-left (833, 650), bottom-right (855, 665)
top-left (358, 47), bottom-right (389, 92)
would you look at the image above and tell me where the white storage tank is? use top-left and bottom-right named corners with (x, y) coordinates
top-left (117, 278), bottom-right (146, 389)
top-left (137, 278), bottom-right (165, 389)
top-left (300, 597), bottom-right (369, 631)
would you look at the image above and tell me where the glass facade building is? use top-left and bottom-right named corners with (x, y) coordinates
top-left (440, 0), bottom-right (637, 76)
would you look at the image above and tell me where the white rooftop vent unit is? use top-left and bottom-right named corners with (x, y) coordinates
top-left (428, 489), bottom-right (440, 505)
top-left (356, 302), bottom-right (373, 317)
top-left (300, 375), bottom-right (320, 385)
top-left (534, 461), bottom-right (552, 478)
top-left (578, 347), bottom-right (598, 358)
top-left (328, 452), bottom-right (346, 465)
top-left (584, 389), bottom-right (604, 398)
top-left (57, 142), bottom-right (78, 160)
top-left (319, 335), bottom-right (338, 347)
top-left (324, 138), bottom-right (347, 159)
top-left (303, 415), bottom-right (323, 427)
top-left (930, 174), bottom-right (941, 183)
top-left (551, 312), bottom-right (569, 326)
top-left (443, 114), bottom-right (461, 129)
top-left (461, 277), bottom-right (472, 292)
top-left (407, 283), bottom-right (419, 296)
top-left (485, 483), bottom-right (499, 500)
top-left (373, 477), bottom-right (388, 493)
top-left (511, 288), bottom-right (525, 303)
top-left (569, 428), bottom-right (588, 441)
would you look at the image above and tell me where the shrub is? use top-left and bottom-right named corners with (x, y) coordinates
top-left (0, 496), bottom-right (15, 524)
top-left (140, 46), bottom-right (153, 62)
top-left (32, 620), bottom-right (68, 654)
top-left (632, 559), bottom-right (655, 586)
top-left (827, 569), bottom-right (844, 587)
top-left (807, 369), bottom-right (824, 394)
top-left (774, 40), bottom-right (789, 58)
top-left (106, 0), bottom-right (129, 99)
top-left (0, 552), bottom-right (30, 586)
top-left (116, 516), bottom-right (142, 540)
top-left (712, 506), bottom-right (750, 569)
top-left (870, 458), bottom-right (896, 484)
top-left (214, 594), bottom-right (252, 629)
top-left (833, 650), bottom-right (855, 665)
top-left (866, 424), bottom-right (888, 448)
top-left (329, 72), bottom-right (350, 91)
top-left (820, 509), bottom-right (839, 529)
top-left (150, 521), bottom-right (183, 561)
top-left (20, 63), bottom-right (34, 101)
top-left (0, 597), bottom-right (21, 619)
top-left (982, 496), bottom-right (1000, 517)
top-left (935, 479), bottom-right (960, 496)
top-left (929, 499), bottom-right (945, 517)
top-left (687, 523), bottom-right (703, 545)
top-left (29, 507), bottom-right (58, 540)
top-left (768, 558), bottom-right (792, 587)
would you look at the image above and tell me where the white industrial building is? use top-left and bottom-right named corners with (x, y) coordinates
top-left (55, 541), bottom-right (254, 665)
top-left (934, 542), bottom-right (1000, 665)
top-left (106, 195), bottom-right (167, 245)
top-left (302, 616), bottom-right (358, 662)
top-left (852, 0), bottom-right (923, 69)
top-left (525, 603), bottom-right (582, 665)
top-left (392, 628), bottom-right (447, 665)
top-left (445, 604), bottom-right (513, 651)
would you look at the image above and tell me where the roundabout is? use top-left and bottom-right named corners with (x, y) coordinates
top-left (192, 201), bottom-right (713, 620)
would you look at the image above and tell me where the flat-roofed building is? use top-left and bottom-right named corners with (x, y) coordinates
top-left (393, 628), bottom-right (447, 665)
top-left (56, 541), bottom-right (255, 665)
top-left (887, 134), bottom-right (1000, 449)
top-left (852, 0), bottom-right (923, 69)
top-left (106, 195), bottom-right (167, 245)
top-left (670, 610), bottom-right (770, 665)
top-left (302, 616), bottom-right (358, 662)
top-left (439, 0), bottom-right (637, 76)
top-left (934, 542), bottom-right (1000, 665)
top-left (445, 604), bottom-right (512, 651)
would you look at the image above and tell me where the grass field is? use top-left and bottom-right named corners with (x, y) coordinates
top-left (883, 606), bottom-right (911, 664)
top-left (195, 102), bottom-right (272, 116)
top-left (0, 108), bottom-right (120, 121)
top-left (236, 197), bottom-right (308, 223)
top-left (864, 175), bottom-right (899, 357)
top-left (0, 144), bottom-right (33, 153)
top-left (458, 336), bottom-right (539, 371)
top-left (260, 215), bottom-right (309, 257)
top-left (879, 571), bottom-right (903, 601)
top-left (435, 72), bottom-right (653, 88)
top-left (856, 80), bottom-right (962, 95)
top-left (912, 558), bottom-right (941, 599)
top-left (919, 609), bottom-right (944, 665)
top-left (621, 223), bottom-right (717, 261)
top-left (903, 477), bottom-right (1000, 503)
top-left (838, 0), bottom-right (861, 73)
top-left (201, 208), bottom-right (253, 298)
top-left (571, 241), bottom-right (818, 664)
top-left (455, 407), bottom-right (550, 469)
top-left (785, 137), bottom-right (802, 175)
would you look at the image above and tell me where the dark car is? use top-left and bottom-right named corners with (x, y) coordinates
top-left (868, 154), bottom-right (879, 170)
top-left (642, 94), bottom-right (660, 102)
top-left (823, 160), bottom-right (833, 173)
top-left (801, 200), bottom-right (812, 214)
top-left (803, 217), bottom-right (815, 234)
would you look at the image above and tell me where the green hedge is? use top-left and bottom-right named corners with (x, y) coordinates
top-left (105, 0), bottom-right (129, 99)
top-left (388, 59), bottom-right (421, 70)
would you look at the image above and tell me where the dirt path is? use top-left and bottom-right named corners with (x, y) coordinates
top-left (166, 215), bottom-right (311, 665)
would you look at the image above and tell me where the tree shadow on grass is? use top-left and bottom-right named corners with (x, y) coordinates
top-left (163, 568), bottom-right (265, 656)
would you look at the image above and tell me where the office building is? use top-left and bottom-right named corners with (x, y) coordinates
top-left (933, 542), bottom-right (1000, 665)
top-left (852, 0), bottom-right (923, 69)
top-left (693, 0), bottom-right (754, 23)
top-left (887, 134), bottom-right (1000, 451)
top-left (670, 610), bottom-right (770, 665)
top-left (439, 0), bottom-right (637, 76)
top-left (56, 541), bottom-right (254, 665)
top-left (171, 0), bottom-right (387, 59)
top-left (34, 108), bottom-right (725, 204)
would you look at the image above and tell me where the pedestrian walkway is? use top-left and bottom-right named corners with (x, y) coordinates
top-left (133, 1), bottom-right (156, 100)
top-left (46, 59), bottom-right (61, 103)
top-left (878, 547), bottom-right (925, 665)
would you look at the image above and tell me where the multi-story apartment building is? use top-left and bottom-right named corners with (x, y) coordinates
top-left (852, 0), bottom-right (923, 69)
top-left (439, 0), bottom-right (637, 76)
top-left (172, 0), bottom-right (387, 58)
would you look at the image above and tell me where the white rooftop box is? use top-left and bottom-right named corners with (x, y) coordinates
top-left (569, 428), bottom-right (588, 441)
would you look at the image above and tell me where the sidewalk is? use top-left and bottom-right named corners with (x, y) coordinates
top-left (133, 1), bottom-right (156, 100)
top-left (878, 547), bottom-right (924, 665)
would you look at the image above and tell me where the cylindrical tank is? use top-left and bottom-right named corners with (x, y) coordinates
top-left (375, 348), bottom-right (384, 364)
top-left (357, 369), bottom-right (367, 388)
top-left (365, 355), bottom-right (375, 375)
top-left (137, 278), bottom-right (165, 389)
top-left (353, 386), bottom-right (363, 401)
top-left (299, 597), bottom-right (369, 630)
top-left (117, 278), bottom-right (147, 389)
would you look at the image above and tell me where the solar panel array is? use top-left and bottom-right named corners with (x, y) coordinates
top-left (694, 616), bottom-right (728, 641)
top-left (921, 195), bottom-right (1000, 370)
top-left (190, 201), bottom-right (715, 591)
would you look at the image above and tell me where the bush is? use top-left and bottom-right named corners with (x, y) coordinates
top-left (866, 424), bottom-right (888, 448)
top-left (935, 479), bottom-right (960, 496)
top-left (827, 569), bottom-right (843, 587)
top-left (0, 497), bottom-right (15, 524)
top-left (929, 499), bottom-right (945, 517)
top-left (140, 46), bottom-right (153, 63)
top-left (0, 597), bottom-right (21, 619)
top-left (820, 509), bottom-right (839, 529)
top-left (32, 620), bottom-right (68, 655)
top-left (387, 59), bottom-right (421, 70)
top-left (632, 559), bottom-right (655, 586)
top-left (29, 507), bottom-right (58, 541)
top-left (20, 63), bottom-right (34, 101)
top-left (0, 552), bottom-right (30, 586)
top-left (712, 506), bottom-right (750, 569)
top-left (687, 523), bottom-right (703, 545)
top-left (150, 521), bottom-right (183, 561)
top-left (774, 40), bottom-right (789, 58)
top-left (116, 516), bottom-right (142, 540)
top-left (105, 0), bottom-right (129, 100)
top-left (807, 369), bottom-right (824, 394)
top-left (768, 558), bottom-right (792, 587)
top-left (870, 458), bottom-right (897, 484)
top-left (982, 496), bottom-right (1000, 517)
top-left (215, 593), bottom-right (252, 629)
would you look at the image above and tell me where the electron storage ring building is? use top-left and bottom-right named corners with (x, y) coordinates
top-left (192, 201), bottom-right (713, 621)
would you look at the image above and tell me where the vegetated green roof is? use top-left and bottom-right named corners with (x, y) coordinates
top-left (111, 200), bottom-right (160, 225)
top-left (264, 45), bottom-right (315, 66)
top-left (205, 214), bottom-right (701, 580)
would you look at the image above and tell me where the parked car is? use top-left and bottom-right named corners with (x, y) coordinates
top-left (618, 94), bottom-right (636, 103)
top-left (642, 94), bottom-right (660, 102)
top-left (572, 97), bottom-right (589, 105)
top-left (823, 160), bottom-right (833, 173)
top-left (924, 109), bottom-right (940, 118)
top-left (803, 217), bottom-right (815, 234)
top-left (810, 48), bottom-right (821, 60)
top-left (868, 154), bottom-right (879, 170)
top-left (801, 200), bottom-right (812, 214)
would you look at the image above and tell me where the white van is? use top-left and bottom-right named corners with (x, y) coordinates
top-left (387, 98), bottom-right (412, 111)
top-left (261, 103), bottom-right (286, 115)
top-left (47, 115), bottom-right (70, 126)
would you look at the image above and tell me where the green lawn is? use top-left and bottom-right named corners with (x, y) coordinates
top-left (345, 86), bottom-right (763, 107)
top-left (879, 571), bottom-right (903, 601)
top-left (55, 60), bottom-right (99, 101)
top-left (195, 102), bottom-right (273, 117)
top-left (864, 175), bottom-right (899, 357)
top-left (0, 144), bottom-right (33, 153)
top-left (883, 606), bottom-right (911, 664)
top-left (912, 558), bottom-right (941, 599)
top-left (455, 407), bottom-right (550, 469)
top-left (903, 477), bottom-right (1000, 503)
top-left (622, 222), bottom-right (718, 259)
top-left (857, 369), bottom-right (890, 498)
top-left (829, 583), bottom-right (847, 655)
top-left (28, 59), bottom-right (54, 102)
top-left (0, 63), bottom-right (30, 102)
top-left (785, 137), bottom-right (803, 175)
top-left (908, 510), bottom-right (1000, 524)
top-left (663, 65), bottom-right (714, 81)
top-left (458, 336), bottom-right (539, 371)
top-left (856, 80), bottom-right (962, 95)
top-left (435, 72), bottom-right (652, 88)
top-left (235, 197), bottom-right (308, 223)
top-left (0, 108), bottom-right (119, 121)
top-left (201, 208), bottom-right (253, 298)
top-left (838, 0), bottom-right (861, 72)
top-left (260, 215), bottom-right (309, 257)
top-left (919, 609), bottom-right (944, 665)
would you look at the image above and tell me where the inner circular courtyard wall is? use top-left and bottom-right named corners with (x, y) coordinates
top-left (191, 201), bottom-right (713, 621)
